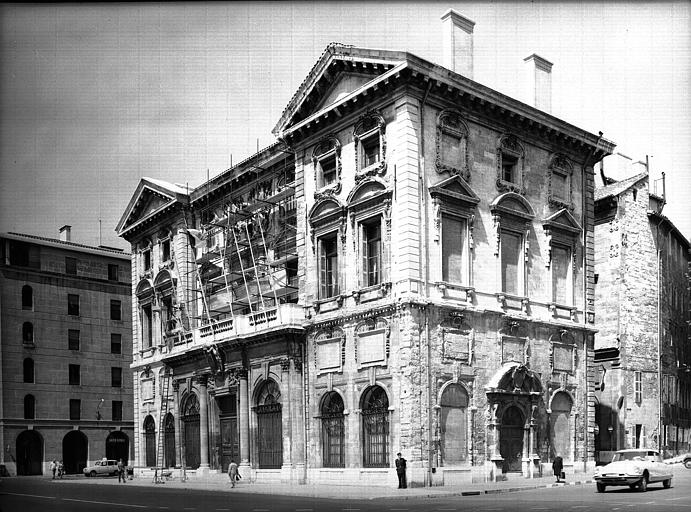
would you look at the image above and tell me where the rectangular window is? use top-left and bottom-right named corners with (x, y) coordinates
top-left (501, 231), bottom-right (522, 295)
top-left (69, 364), bottom-right (80, 385)
top-left (68, 329), bottom-right (80, 351)
top-left (161, 239), bottom-right (171, 262)
top-left (361, 133), bottom-right (380, 168)
top-left (68, 294), bottom-right (80, 316)
top-left (111, 367), bottom-right (122, 388)
top-left (318, 154), bottom-right (338, 188)
top-left (318, 233), bottom-right (339, 299)
top-left (634, 371), bottom-right (642, 404)
top-left (441, 132), bottom-right (462, 168)
top-left (441, 214), bottom-right (467, 284)
top-left (143, 249), bottom-right (151, 271)
top-left (361, 219), bottom-right (381, 288)
top-left (111, 333), bottom-right (122, 354)
top-left (108, 264), bottom-right (119, 281)
top-left (110, 300), bottom-right (122, 321)
top-left (69, 399), bottom-right (81, 421)
top-left (142, 304), bottom-right (153, 349)
top-left (501, 153), bottom-right (518, 183)
top-left (112, 400), bottom-right (123, 421)
top-left (65, 257), bottom-right (77, 275)
top-left (552, 171), bottom-right (568, 202)
top-left (552, 244), bottom-right (571, 305)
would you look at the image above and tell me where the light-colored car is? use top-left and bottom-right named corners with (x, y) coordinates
top-left (594, 449), bottom-right (673, 493)
top-left (664, 452), bottom-right (691, 469)
top-left (83, 458), bottom-right (119, 477)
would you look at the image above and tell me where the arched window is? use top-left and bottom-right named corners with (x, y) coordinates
top-left (550, 392), bottom-right (573, 462)
top-left (24, 394), bottom-right (35, 419)
top-left (320, 392), bottom-right (345, 468)
top-left (361, 385), bottom-right (389, 467)
top-left (143, 415), bottom-right (156, 467)
top-left (22, 322), bottom-right (34, 345)
top-left (164, 412), bottom-right (176, 468)
top-left (440, 384), bottom-right (469, 464)
top-left (22, 285), bottom-right (33, 310)
top-left (23, 358), bottom-right (34, 383)
top-left (255, 380), bottom-right (283, 469)
top-left (182, 394), bottom-right (201, 469)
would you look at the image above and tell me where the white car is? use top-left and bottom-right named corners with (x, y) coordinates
top-left (83, 458), bottom-right (119, 477)
top-left (664, 452), bottom-right (691, 469)
top-left (594, 449), bottom-right (673, 493)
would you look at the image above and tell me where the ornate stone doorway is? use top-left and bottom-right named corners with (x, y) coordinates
top-left (500, 406), bottom-right (524, 473)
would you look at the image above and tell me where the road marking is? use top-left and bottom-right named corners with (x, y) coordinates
top-left (63, 498), bottom-right (146, 508)
top-left (4, 492), bottom-right (56, 500)
top-left (295, 509), bottom-right (313, 511)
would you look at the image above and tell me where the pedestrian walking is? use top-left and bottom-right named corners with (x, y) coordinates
top-left (57, 461), bottom-right (64, 479)
top-left (395, 452), bottom-right (407, 489)
top-left (228, 459), bottom-right (239, 488)
top-left (117, 459), bottom-right (126, 483)
top-left (50, 460), bottom-right (57, 479)
top-left (552, 454), bottom-right (564, 483)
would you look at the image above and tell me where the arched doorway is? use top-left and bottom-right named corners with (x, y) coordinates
top-left (500, 406), bottom-right (524, 473)
top-left (320, 391), bottom-right (345, 468)
top-left (182, 394), bottom-right (200, 469)
top-left (361, 385), bottom-right (389, 468)
top-left (164, 413), bottom-right (176, 468)
top-left (550, 392), bottom-right (573, 462)
top-left (63, 430), bottom-right (88, 474)
top-left (440, 383), bottom-right (469, 465)
top-left (16, 430), bottom-right (43, 475)
top-left (106, 431), bottom-right (129, 466)
top-left (255, 379), bottom-right (282, 469)
top-left (143, 415), bottom-right (156, 467)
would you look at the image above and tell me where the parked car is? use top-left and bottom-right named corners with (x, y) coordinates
top-left (593, 449), bottom-right (673, 493)
top-left (83, 458), bottom-right (119, 477)
top-left (664, 452), bottom-right (691, 469)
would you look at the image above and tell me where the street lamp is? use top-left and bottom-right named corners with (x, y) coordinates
top-left (96, 398), bottom-right (104, 420)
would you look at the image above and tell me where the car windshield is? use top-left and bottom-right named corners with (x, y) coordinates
top-left (612, 451), bottom-right (654, 462)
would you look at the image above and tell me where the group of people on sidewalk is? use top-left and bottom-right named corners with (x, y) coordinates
top-left (49, 460), bottom-right (64, 479)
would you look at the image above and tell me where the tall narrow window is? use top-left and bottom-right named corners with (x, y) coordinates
top-left (108, 264), bottom-right (119, 281)
top-left (68, 329), bottom-right (80, 351)
top-left (22, 285), bottom-right (33, 310)
top-left (111, 367), bottom-right (122, 387)
top-left (69, 399), bottom-right (81, 420)
top-left (161, 239), bottom-right (171, 262)
top-left (111, 333), bottom-right (122, 354)
top-left (22, 322), bottom-right (34, 345)
top-left (313, 137), bottom-right (341, 190)
top-left (440, 384), bottom-right (469, 464)
top-left (24, 394), bottom-right (36, 420)
top-left (634, 371), bottom-right (642, 404)
top-left (321, 392), bottom-right (345, 468)
top-left (23, 358), bottom-right (35, 383)
top-left (144, 415), bottom-right (156, 466)
top-left (68, 294), bottom-right (80, 316)
top-left (442, 215), bottom-right (467, 284)
top-left (110, 300), bottom-right (121, 321)
top-left (361, 385), bottom-right (389, 468)
top-left (354, 114), bottom-right (385, 175)
top-left (496, 135), bottom-right (525, 193)
top-left (143, 249), bottom-right (152, 272)
top-left (318, 233), bottom-right (339, 299)
top-left (65, 257), bottom-right (77, 275)
top-left (69, 364), bottom-right (81, 385)
top-left (112, 401), bottom-right (123, 421)
top-left (142, 304), bottom-right (153, 349)
top-left (552, 244), bottom-right (571, 305)
top-left (361, 218), bottom-right (381, 288)
top-left (501, 230), bottom-right (522, 295)
top-left (501, 153), bottom-right (518, 183)
top-left (548, 155), bottom-right (573, 208)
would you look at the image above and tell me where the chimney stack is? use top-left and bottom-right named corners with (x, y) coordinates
top-left (59, 225), bottom-right (72, 242)
top-left (441, 9), bottom-right (475, 79)
top-left (523, 54), bottom-right (553, 112)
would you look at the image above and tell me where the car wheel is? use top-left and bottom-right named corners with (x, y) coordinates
top-left (663, 479), bottom-right (671, 489)
top-left (596, 483), bottom-right (606, 493)
top-left (639, 475), bottom-right (648, 492)
top-left (685, 460), bottom-right (691, 470)
top-left (90, 470), bottom-right (97, 478)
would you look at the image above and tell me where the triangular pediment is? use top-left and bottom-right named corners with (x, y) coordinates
top-left (116, 178), bottom-right (189, 238)
top-left (543, 208), bottom-right (582, 234)
top-left (273, 44), bottom-right (407, 136)
top-left (429, 175), bottom-right (480, 206)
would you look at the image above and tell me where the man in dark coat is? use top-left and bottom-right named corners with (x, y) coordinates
top-left (552, 455), bottom-right (564, 483)
top-left (395, 452), bottom-right (407, 489)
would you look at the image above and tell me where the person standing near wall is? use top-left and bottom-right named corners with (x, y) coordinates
top-left (552, 454), bottom-right (564, 483)
top-left (395, 453), bottom-right (407, 489)
top-left (228, 459), bottom-right (239, 488)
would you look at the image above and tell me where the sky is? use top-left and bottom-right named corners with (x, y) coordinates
top-left (1, 1), bottom-right (689, 250)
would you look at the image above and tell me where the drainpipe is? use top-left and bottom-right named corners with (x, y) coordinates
top-left (420, 79), bottom-right (433, 486)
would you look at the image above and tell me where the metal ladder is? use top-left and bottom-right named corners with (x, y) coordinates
top-left (154, 368), bottom-right (171, 484)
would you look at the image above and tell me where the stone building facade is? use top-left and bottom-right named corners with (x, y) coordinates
top-left (0, 230), bottom-right (133, 476)
top-left (117, 11), bottom-right (614, 486)
top-left (593, 156), bottom-right (691, 461)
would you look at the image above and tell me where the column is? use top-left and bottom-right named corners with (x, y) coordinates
top-left (290, 357), bottom-right (306, 484)
top-left (197, 374), bottom-right (210, 470)
top-left (239, 369), bottom-right (250, 471)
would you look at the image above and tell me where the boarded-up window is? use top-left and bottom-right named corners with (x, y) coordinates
top-left (440, 384), bottom-right (468, 464)
top-left (552, 245), bottom-right (570, 305)
top-left (550, 392), bottom-right (572, 462)
top-left (501, 231), bottom-right (521, 295)
top-left (553, 344), bottom-right (574, 372)
top-left (442, 215), bottom-right (467, 284)
top-left (502, 336), bottom-right (525, 364)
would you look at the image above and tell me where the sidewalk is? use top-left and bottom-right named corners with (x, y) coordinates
top-left (79, 472), bottom-right (596, 500)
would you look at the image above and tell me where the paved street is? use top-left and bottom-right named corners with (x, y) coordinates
top-left (1, 466), bottom-right (690, 512)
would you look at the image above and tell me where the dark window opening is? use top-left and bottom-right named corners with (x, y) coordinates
top-left (69, 399), bottom-right (81, 421)
top-left (319, 154), bottom-right (337, 188)
top-left (68, 294), bottom-right (80, 316)
top-left (22, 322), bottom-right (34, 345)
top-left (69, 364), bottom-right (80, 386)
top-left (108, 264), bottom-right (119, 281)
top-left (112, 401), bottom-right (123, 422)
top-left (361, 134), bottom-right (380, 168)
top-left (501, 153), bottom-right (518, 183)
top-left (111, 333), bottom-right (122, 354)
top-left (68, 329), bottom-right (80, 351)
top-left (111, 367), bottom-right (122, 388)
top-left (22, 285), bottom-right (33, 310)
top-left (65, 257), bottom-right (77, 275)
top-left (143, 249), bottom-right (151, 271)
top-left (24, 394), bottom-right (36, 420)
top-left (161, 240), bottom-right (171, 262)
top-left (23, 358), bottom-right (35, 383)
top-left (110, 300), bottom-right (121, 321)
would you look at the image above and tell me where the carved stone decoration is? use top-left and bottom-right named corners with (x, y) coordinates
top-left (203, 344), bottom-right (226, 377)
top-left (440, 313), bottom-right (472, 362)
top-left (312, 135), bottom-right (342, 197)
top-left (435, 110), bottom-right (470, 180)
top-left (354, 317), bottom-right (390, 367)
top-left (492, 214), bottom-right (501, 256)
top-left (495, 134), bottom-right (525, 194)
top-left (314, 327), bottom-right (346, 374)
top-left (547, 154), bottom-right (574, 210)
top-left (353, 111), bottom-right (387, 181)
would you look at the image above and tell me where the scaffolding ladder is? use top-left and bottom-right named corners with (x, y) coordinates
top-left (154, 367), bottom-right (172, 484)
